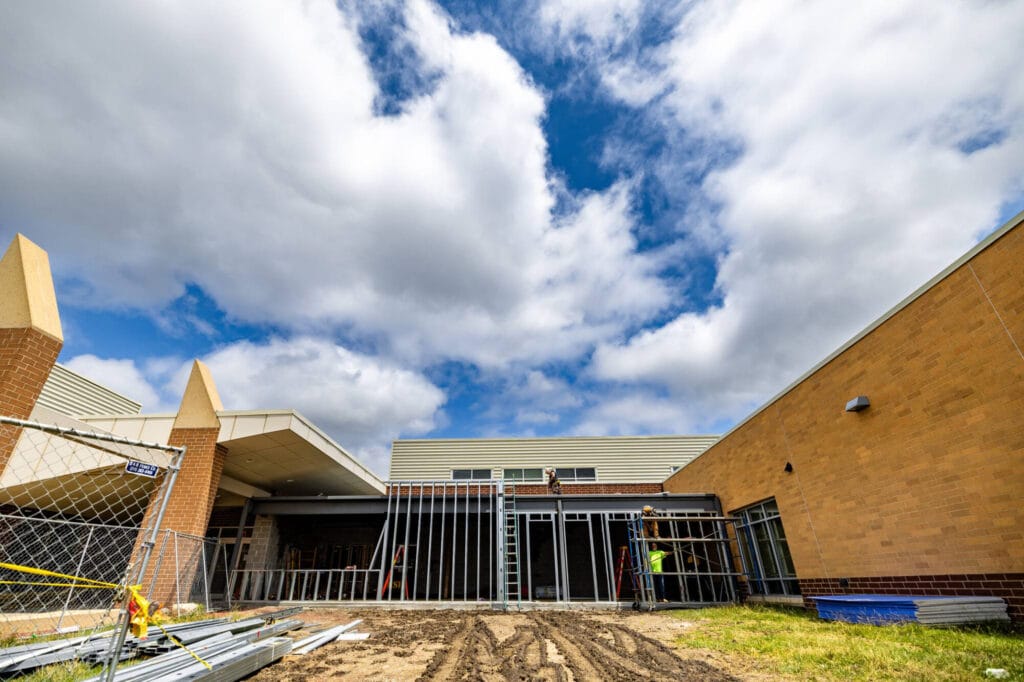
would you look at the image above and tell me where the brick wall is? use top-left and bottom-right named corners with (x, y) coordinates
top-left (800, 574), bottom-right (1024, 621)
top-left (666, 223), bottom-right (1024, 618)
top-left (0, 327), bottom-right (62, 473)
top-left (144, 429), bottom-right (226, 605)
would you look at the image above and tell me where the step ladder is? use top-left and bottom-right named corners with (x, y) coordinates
top-left (504, 484), bottom-right (521, 609)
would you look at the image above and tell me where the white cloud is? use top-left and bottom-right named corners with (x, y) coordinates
top-left (201, 337), bottom-right (445, 475)
top-left (0, 0), bottom-right (666, 369)
top-left (575, 391), bottom-right (700, 436)
top-left (589, 0), bottom-right (1024, 424)
top-left (63, 355), bottom-right (169, 413)
top-left (67, 337), bottom-right (445, 476)
top-left (539, 0), bottom-right (642, 47)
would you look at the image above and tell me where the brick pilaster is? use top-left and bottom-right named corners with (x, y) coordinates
top-left (0, 328), bottom-right (63, 472)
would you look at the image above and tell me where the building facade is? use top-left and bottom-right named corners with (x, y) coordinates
top-left (666, 211), bottom-right (1024, 619)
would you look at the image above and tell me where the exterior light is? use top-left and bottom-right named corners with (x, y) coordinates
top-left (784, 462), bottom-right (793, 473)
top-left (845, 396), bottom-right (870, 412)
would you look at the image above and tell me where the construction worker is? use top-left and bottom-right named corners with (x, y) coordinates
top-left (545, 467), bottom-right (562, 495)
top-left (649, 543), bottom-right (668, 603)
top-left (641, 505), bottom-right (661, 539)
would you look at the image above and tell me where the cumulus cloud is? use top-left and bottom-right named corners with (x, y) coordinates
top-left (0, 0), bottom-right (665, 368)
top-left (202, 337), bottom-right (445, 474)
top-left (63, 355), bottom-right (170, 413)
top-left (70, 337), bottom-right (445, 476)
top-left (587, 0), bottom-right (1024, 422)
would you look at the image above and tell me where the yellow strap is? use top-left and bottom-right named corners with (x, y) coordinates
top-left (152, 621), bottom-right (212, 670)
top-left (0, 563), bottom-right (210, 670)
top-left (0, 580), bottom-right (112, 589)
top-left (0, 561), bottom-right (119, 589)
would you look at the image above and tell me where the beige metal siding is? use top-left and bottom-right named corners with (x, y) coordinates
top-left (390, 435), bottom-right (719, 483)
top-left (36, 363), bottom-right (142, 417)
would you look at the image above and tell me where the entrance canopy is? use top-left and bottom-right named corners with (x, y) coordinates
top-left (78, 409), bottom-right (385, 501)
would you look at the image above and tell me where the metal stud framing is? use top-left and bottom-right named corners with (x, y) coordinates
top-left (229, 483), bottom-right (741, 608)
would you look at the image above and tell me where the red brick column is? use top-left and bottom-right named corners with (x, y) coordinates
top-left (136, 360), bottom-right (226, 608)
top-left (143, 430), bottom-right (227, 607)
top-left (0, 328), bottom-right (63, 472)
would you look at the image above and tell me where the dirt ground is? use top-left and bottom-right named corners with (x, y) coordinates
top-left (246, 608), bottom-right (766, 681)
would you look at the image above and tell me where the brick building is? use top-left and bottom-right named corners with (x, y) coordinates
top-left (2, 212), bottom-right (1021, 616)
top-left (666, 211), bottom-right (1024, 619)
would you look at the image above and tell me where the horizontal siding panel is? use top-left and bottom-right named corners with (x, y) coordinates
top-left (390, 435), bottom-right (719, 483)
top-left (36, 364), bottom-right (142, 417)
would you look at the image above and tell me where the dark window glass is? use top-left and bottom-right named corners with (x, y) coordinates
top-left (452, 468), bottom-right (491, 480)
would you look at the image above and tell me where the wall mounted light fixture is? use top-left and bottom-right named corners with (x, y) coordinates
top-left (784, 462), bottom-right (793, 473)
top-left (845, 396), bottom-right (870, 412)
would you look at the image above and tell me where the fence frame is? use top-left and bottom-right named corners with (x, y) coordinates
top-left (0, 415), bottom-right (185, 680)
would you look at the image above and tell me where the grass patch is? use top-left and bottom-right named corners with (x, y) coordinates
top-left (13, 661), bottom-right (101, 682)
top-left (674, 604), bottom-right (1024, 681)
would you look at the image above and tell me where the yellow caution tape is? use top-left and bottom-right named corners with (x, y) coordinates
top-left (152, 621), bottom-right (213, 670)
top-left (0, 580), bottom-right (112, 589)
top-left (0, 561), bottom-right (120, 588)
top-left (0, 562), bottom-right (212, 670)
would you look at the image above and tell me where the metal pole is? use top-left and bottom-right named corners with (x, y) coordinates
top-left (413, 482), bottom-right (424, 600)
top-left (556, 500), bottom-right (569, 603)
top-left (379, 484), bottom-right (394, 600)
top-left (487, 484), bottom-right (493, 601)
top-left (426, 482), bottom-right (435, 600)
top-left (463, 482), bottom-right (469, 601)
top-left (525, 515), bottom-right (533, 602)
top-left (173, 532), bottom-right (181, 611)
top-left (550, 514), bottom-right (559, 603)
top-left (475, 485), bottom-right (481, 601)
top-left (495, 481), bottom-right (505, 604)
top-left (437, 483), bottom-right (447, 601)
top-left (101, 445), bottom-right (186, 682)
top-left (401, 483), bottom-right (413, 601)
top-left (57, 526), bottom-right (94, 631)
top-left (587, 515), bottom-right (598, 602)
top-left (201, 539), bottom-right (210, 611)
top-left (450, 482), bottom-right (458, 600)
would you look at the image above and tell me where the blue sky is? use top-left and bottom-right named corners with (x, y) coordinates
top-left (2, 1), bottom-right (1023, 475)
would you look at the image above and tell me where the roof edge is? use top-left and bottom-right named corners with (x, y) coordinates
top-left (666, 207), bottom-right (1024, 482)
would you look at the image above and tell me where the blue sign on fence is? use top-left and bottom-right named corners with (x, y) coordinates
top-left (125, 460), bottom-right (159, 478)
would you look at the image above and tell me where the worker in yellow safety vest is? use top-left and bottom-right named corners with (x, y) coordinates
top-left (127, 587), bottom-right (162, 639)
top-left (649, 543), bottom-right (668, 603)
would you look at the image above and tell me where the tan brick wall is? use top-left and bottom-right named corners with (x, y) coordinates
top-left (0, 327), bottom-right (62, 473)
top-left (666, 225), bottom-right (1024, 600)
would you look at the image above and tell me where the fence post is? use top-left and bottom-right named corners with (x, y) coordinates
top-left (101, 445), bottom-right (185, 681)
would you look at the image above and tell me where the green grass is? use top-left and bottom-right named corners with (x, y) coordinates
top-left (674, 605), bottom-right (1024, 681)
top-left (14, 661), bottom-right (100, 682)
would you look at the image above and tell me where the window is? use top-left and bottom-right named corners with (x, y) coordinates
top-left (503, 468), bottom-right (544, 482)
top-left (733, 498), bottom-right (800, 596)
top-left (554, 467), bottom-right (597, 482)
top-left (451, 468), bottom-right (492, 480)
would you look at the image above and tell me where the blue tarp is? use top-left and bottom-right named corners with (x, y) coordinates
top-left (811, 594), bottom-right (948, 624)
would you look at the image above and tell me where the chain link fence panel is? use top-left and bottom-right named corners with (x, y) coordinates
top-left (0, 415), bottom-right (184, 679)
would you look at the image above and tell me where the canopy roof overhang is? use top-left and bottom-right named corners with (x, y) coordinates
top-left (76, 409), bottom-right (385, 500)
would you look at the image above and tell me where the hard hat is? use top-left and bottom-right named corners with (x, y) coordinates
top-left (642, 505), bottom-right (653, 513)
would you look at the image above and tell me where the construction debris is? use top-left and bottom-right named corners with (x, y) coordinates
top-left (291, 619), bottom-right (363, 655)
top-left (0, 607), bottom-right (373, 681)
top-left (811, 595), bottom-right (1011, 625)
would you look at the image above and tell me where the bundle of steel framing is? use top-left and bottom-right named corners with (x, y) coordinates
top-left (0, 611), bottom-right (308, 680)
top-left (80, 616), bottom-right (305, 681)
